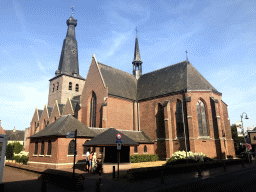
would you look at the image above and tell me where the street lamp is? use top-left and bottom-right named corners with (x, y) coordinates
top-left (241, 112), bottom-right (249, 160)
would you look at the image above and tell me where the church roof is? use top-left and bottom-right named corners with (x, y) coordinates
top-left (137, 61), bottom-right (220, 100)
top-left (30, 114), bottom-right (96, 138)
top-left (133, 36), bottom-right (142, 64)
top-left (83, 128), bottom-right (139, 146)
top-left (88, 128), bottom-right (154, 144)
top-left (98, 63), bottom-right (137, 100)
top-left (72, 95), bottom-right (81, 101)
top-left (5, 130), bottom-right (24, 141)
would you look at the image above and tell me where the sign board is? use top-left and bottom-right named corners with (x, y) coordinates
top-left (66, 131), bottom-right (76, 138)
top-left (116, 133), bottom-right (122, 140)
top-left (117, 143), bottom-right (121, 150)
top-left (116, 140), bottom-right (122, 143)
top-left (0, 134), bottom-right (7, 184)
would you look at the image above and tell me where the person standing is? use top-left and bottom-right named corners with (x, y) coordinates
top-left (92, 152), bottom-right (97, 174)
top-left (89, 151), bottom-right (93, 173)
top-left (85, 149), bottom-right (90, 173)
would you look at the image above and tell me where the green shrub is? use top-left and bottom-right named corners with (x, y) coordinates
top-left (13, 142), bottom-right (23, 154)
top-left (6, 143), bottom-right (14, 160)
top-left (130, 154), bottom-right (159, 163)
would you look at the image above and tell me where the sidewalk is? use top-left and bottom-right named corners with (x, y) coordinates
top-left (3, 160), bottom-right (255, 192)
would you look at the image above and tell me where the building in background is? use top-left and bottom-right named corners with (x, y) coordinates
top-left (5, 127), bottom-right (25, 146)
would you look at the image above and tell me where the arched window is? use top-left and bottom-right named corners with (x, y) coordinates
top-left (52, 84), bottom-right (55, 92)
top-left (134, 146), bottom-right (138, 153)
top-left (197, 100), bottom-right (208, 136)
top-left (83, 145), bottom-right (89, 155)
top-left (47, 140), bottom-right (52, 155)
top-left (156, 104), bottom-right (165, 138)
top-left (99, 147), bottom-right (103, 155)
top-left (69, 82), bottom-right (72, 90)
top-left (176, 100), bottom-right (184, 137)
top-left (68, 140), bottom-right (75, 155)
top-left (75, 84), bottom-right (79, 92)
top-left (144, 145), bottom-right (147, 153)
top-left (57, 82), bottom-right (59, 90)
top-left (90, 92), bottom-right (97, 127)
top-left (34, 141), bottom-right (38, 155)
top-left (41, 141), bottom-right (44, 155)
top-left (54, 117), bottom-right (56, 121)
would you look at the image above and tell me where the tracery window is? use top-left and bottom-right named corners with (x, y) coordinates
top-left (52, 84), bottom-right (55, 92)
top-left (69, 82), bottom-right (72, 90)
top-left (176, 100), bottom-right (184, 137)
top-left (34, 141), bottom-right (38, 155)
top-left (57, 82), bottom-right (59, 90)
top-left (68, 140), bottom-right (75, 155)
top-left (197, 100), bottom-right (208, 136)
top-left (90, 92), bottom-right (97, 127)
top-left (156, 104), bottom-right (165, 138)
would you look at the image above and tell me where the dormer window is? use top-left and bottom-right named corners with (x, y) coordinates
top-left (76, 84), bottom-right (79, 92)
top-left (52, 84), bottom-right (55, 92)
top-left (69, 82), bottom-right (72, 90)
top-left (57, 82), bottom-right (59, 90)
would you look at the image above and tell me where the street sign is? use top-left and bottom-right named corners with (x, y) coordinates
top-left (116, 133), bottom-right (122, 140)
top-left (116, 140), bottom-right (122, 143)
top-left (66, 131), bottom-right (76, 138)
top-left (117, 143), bottom-right (121, 150)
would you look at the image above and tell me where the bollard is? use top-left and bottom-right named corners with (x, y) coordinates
top-left (223, 162), bottom-right (226, 172)
top-left (112, 166), bottom-right (115, 179)
top-left (198, 166), bottom-right (202, 177)
top-left (41, 180), bottom-right (46, 192)
top-left (95, 180), bottom-right (100, 192)
top-left (160, 170), bottom-right (164, 185)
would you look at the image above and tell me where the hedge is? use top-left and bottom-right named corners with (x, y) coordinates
top-left (130, 154), bottom-right (159, 163)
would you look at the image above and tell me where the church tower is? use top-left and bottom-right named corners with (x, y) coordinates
top-left (48, 14), bottom-right (85, 107)
top-left (132, 34), bottom-right (143, 80)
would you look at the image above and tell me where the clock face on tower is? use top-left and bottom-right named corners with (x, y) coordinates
top-left (71, 49), bottom-right (77, 54)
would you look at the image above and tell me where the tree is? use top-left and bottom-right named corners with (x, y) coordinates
top-left (13, 142), bottom-right (23, 154)
top-left (6, 143), bottom-right (14, 160)
top-left (231, 124), bottom-right (244, 155)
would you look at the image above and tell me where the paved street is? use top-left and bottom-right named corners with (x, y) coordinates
top-left (2, 161), bottom-right (256, 192)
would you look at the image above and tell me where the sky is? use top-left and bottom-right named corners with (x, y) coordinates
top-left (0, 0), bottom-right (256, 131)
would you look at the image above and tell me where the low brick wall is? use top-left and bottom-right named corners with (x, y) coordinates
top-left (102, 163), bottom-right (131, 173)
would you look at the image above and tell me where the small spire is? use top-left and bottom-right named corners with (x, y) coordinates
top-left (71, 6), bottom-right (74, 17)
top-left (136, 27), bottom-right (138, 37)
top-left (185, 50), bottom-right (188, 61)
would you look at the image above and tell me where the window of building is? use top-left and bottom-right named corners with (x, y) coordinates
top-left (54, 117), bottom-right (56, 121)
top-left (52, 84), bottom-right (55, 92)
top-left (69, 82), bottom-right (72, 90)
top-left (41, 141), bottom-right (44, 155)
top-left (75, 84), bottom-right (79, 92)
top-left (34, 141), bottom-right (38, 155)
top-left (144, 145), bottom-right (147, 153)
top-left (47, 140), bottom-right (52, 155)
top-left (68, 140), bottom-right (75, 155)
top-left (83, 146), bottom-right (89, 155)
top-left (57, 82), bottom-right (59, 90)
top-left (254, 136), bottom-right (256, 140)
top-left (134, 146), bottom-right (138, 153)
top-left (90, 92), bottom-right (97, 127)
top-left (44, 119), bottom-right (46, 128)
top-left (156, 103), bottom-right (165, 138)
top-left (176, 100), bottom-right (184, 137)
top-left (197, 100), bottom-right (208, 136)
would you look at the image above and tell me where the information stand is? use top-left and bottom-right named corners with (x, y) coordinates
top-left (0, 134), bottom-right (7, 188)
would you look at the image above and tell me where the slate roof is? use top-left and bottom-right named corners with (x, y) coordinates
top-left (38, 110), bottom-right (43, 119)
top-left (5, 130), bottom-right (24, 141)
top-left (71, 99), bottom-right (79, 112)
top-left (47, 107), bottom-right (53, 118)
top-left (72, 95), bottom-right (81, 102)
top-left (30, 114), bottom-right (96, 138)
top-left (0, 126), bottom-right (6, 135)
top-left (83, 128), bottom-right (139, 146)
top-left (98, 63), bottom-right (137, 100)
top-left (58, 104), bottom-right (65, 115)
top-left (88, 128), bottom-right (153, 144)
top-left (137, 61), bottom-right (220, 100)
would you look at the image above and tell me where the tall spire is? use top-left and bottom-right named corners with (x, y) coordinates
top-left (55, 10), bottom-right (82, 79)
top-left (132, 29), bottom-right (143, 80)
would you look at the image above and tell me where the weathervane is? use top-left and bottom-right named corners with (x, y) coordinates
top-left (71, 6), bottom-right (74, 17)
top-left (185, 50), bottom-right (188, 61)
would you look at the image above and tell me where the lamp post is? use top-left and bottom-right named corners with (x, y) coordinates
top-left (241, 112), bottom-right (249, 160)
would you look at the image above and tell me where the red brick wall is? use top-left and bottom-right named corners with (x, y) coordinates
top-left (62, 98), bottom-right (74, 116)
top-left (130, 144), bottom-right (154, 155)
top-left (80, 56), bottom-right (108, 127)
top-left (107, 96), bottom-right (134, 130)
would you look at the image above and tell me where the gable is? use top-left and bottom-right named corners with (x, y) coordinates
top-left (62, 98), bottom-right (74, 115)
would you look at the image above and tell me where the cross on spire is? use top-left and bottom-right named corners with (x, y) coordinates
top-left (71, 6), bottom-right (74, 17)
top-left (185, 50), bottom-right (188, 60)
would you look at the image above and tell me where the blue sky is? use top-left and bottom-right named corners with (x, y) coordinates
top-left (1, 0), bottom-right (256, 131)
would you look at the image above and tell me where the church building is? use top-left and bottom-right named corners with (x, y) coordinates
top-left (25, 14), bottom-right (235, 169)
